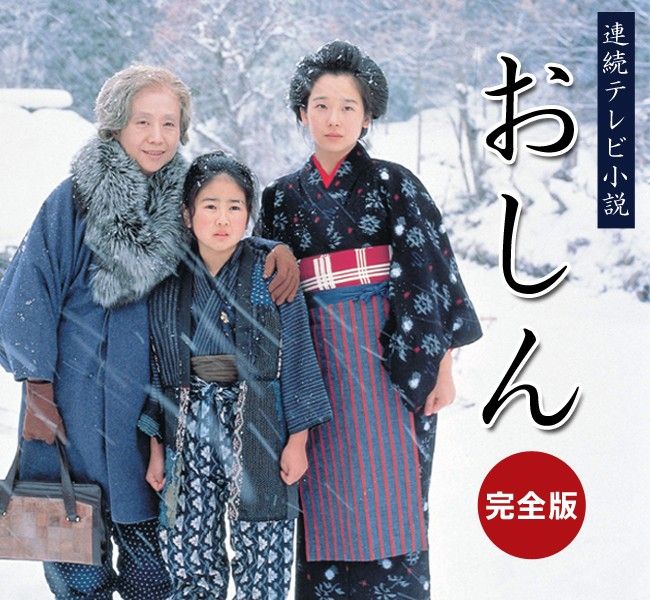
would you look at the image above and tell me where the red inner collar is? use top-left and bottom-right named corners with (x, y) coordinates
top-left (312, 155), bottom-right (345, 188)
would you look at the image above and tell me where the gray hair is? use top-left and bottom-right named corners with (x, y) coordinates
top-left (95, 65), bottom-right (192, 144)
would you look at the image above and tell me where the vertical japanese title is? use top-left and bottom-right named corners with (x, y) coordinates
top-left (598, 13), bottom-right (635, 228)
top-left (479, 51), bottom-right (580, 430)
top-left (476, 13), bottom-right (637, 429)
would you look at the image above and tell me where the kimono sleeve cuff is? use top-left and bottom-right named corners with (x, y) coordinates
top-left (450, 321), bottom-right (483, 349)
top-left (11, 366), bottom-right (55, 383)
top-left (137, 413), bottom-right (162, 439)
top-left (286, 410), bottom-right (332, 435)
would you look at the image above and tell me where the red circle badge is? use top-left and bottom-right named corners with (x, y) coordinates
top-left (478, 451), bottom-right (586, 559)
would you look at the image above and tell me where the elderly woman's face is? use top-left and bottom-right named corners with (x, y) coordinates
top-left (116, 85), bottom-right (181, 175)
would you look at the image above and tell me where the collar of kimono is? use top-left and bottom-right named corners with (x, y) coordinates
top-left (70, 137), bottom-right (189, 308)
top-left (312, 154), bottom-right (347, 189)
top-left (304, 143), bottom-right (374, 196)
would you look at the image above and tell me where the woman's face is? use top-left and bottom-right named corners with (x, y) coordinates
top-left (116, 85), bottom-right (181, 175)
top-left (185, 174), bottom-right (249, 273)
top-left (300, 73), bottom-right (370, 164)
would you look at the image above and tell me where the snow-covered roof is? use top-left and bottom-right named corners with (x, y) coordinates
top-left (0, 97), bottom-right (95, 245)
top-left (0, 88), bottom-right (73, 110)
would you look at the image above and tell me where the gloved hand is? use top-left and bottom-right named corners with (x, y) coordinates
top-left (22, 381), bottom-right (67, 444)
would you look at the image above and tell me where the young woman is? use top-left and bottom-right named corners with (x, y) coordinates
top-left (0, 66), bottom-right (298, 600)
top-left (139, 151), bottom-right (331, 599)
top-left (256, 41), bottom-right (483, 599)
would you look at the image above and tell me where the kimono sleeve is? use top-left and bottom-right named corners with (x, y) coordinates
top-left (382, 165), bottom-right (483, 410)
top-left (137, 341), bottom-right (165, 440)
top-left (253, 183), bottom-right (277, 239)
top-left (278, 290), bottom-right (332, 434)
top-left (0, 181), bottom-right (79, 381)
top-left (249, 181), bottom-right (280, 250)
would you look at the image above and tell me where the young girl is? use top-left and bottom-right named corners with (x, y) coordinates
top-left (256, 41), bottom-right (483, 599)
top-left (139, 151), bottom-right (331, 599)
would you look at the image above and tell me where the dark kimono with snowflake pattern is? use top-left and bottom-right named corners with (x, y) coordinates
top-left (257, 143), bottom-right (482, 411)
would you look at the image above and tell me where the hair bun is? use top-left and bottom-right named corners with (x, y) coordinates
top-left (316, 40), bottom-right (363, 72)
top-left (289, 40), bottom-right (388, 125)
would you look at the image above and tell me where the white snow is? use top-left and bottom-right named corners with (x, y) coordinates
top-left (0, 101), bottom-right (95, 246)
top-left (0, 93), bottom-right (648, 598)
top-left (0, 89), bottom-right (73, 110)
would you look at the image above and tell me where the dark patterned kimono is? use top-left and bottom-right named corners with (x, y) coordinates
top-left (257, 143), bottom-right (482, 597)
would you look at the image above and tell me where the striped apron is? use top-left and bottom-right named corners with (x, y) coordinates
top-left (299, 245), bottom-right (428, 561)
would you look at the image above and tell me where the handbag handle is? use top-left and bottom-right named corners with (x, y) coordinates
top-left (0, 440), bottom-right (80, 522)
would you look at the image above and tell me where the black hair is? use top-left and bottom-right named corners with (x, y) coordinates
top-left (183, 151), bottom-right (257, 222)
top-left (288, 40), bottom-right (388, 138)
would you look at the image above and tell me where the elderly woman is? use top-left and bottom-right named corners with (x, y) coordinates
top-left (0, 65), bottom-right (297, 599)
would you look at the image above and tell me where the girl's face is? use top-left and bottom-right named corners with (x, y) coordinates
top-left (300, 73), bottom-right (370, 167)
top-left (116, 85), bottom-right (181, 175)
top-left (185, 174), bottom-right (249, 274)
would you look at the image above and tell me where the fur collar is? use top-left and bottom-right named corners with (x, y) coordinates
top-left (70, 138), bottom-right (188, 309)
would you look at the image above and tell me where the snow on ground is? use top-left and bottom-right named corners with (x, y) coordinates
top-left (1, 261), bottom-right (648, 599)
top-left (0, 95), bottom-right (648, 598)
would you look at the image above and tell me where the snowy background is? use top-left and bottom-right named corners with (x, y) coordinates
top-left (1, 1), bottom-right (649, 599)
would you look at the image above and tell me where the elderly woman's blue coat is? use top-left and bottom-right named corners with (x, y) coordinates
top-left (0, 138), bottom-right (189, 523)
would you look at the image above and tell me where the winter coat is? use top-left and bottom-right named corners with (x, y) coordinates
top-left (0, 138), bottom-right (188, 523)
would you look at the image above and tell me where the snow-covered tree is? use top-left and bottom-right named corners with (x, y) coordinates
top-left (143, 0), bottom-right (307, 183)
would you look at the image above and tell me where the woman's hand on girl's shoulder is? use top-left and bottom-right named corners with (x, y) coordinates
top-left (264, 244), bottom-right (300, 304)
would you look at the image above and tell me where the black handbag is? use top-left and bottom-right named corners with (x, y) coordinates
top-left (0, 441), bottom-right (107, 565)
